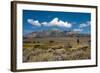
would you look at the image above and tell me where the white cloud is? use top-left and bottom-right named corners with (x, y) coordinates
top-left (27, 18), bottom-right (72, 28)
top-left (27, 19), bottom-right (41, 26)
top-left (79, 21), bottom-right (91, 28)
top-left (49, 17), bottom-right (72, 28)
top-left (41, 22), bottom-right (49, 26)
top-left (41, 22), bottom-right (48, 25)
top-left (73, 28), bottom-right (83, 32)
top-left (49, 18), bottom-right (58, 25)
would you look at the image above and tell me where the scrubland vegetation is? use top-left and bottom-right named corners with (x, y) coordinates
top-left (23, 36), bottom-right (91, 62)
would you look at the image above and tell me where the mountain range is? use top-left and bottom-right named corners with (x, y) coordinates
top-left (24, 29), bottom-right (90, 38)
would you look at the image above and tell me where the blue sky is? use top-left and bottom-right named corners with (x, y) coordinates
top-left (23, 10), bottom-right (91, 35)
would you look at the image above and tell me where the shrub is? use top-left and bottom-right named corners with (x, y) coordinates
top-left (49, 40), bottom-right (54, 43)
top-left (34, 44), bottom-right (40, 48)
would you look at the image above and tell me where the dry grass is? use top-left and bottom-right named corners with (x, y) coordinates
top-left (23, 36), bottom-right (91, 62)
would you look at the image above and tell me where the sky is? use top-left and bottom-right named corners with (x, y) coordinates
top-left (23, 10), bottom-right (91, 35)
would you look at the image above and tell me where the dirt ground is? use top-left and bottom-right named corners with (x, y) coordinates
top-left (23, 36), bottom-right (91, 62)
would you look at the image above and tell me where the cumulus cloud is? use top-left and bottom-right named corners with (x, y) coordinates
top-left (41, 22), bottom-right (48, 25)
top-left (27, 18), bottom-right (72, 28)
top-left (41, 22), bottom-right (49, 26)
top-left (79, 21), bottom-right (91, 28)
top-left (27, 19), bottom-right (41, 26)
top-left (73, 28), bottom-right (83, 32)
top-left (49, 17), bottom-right (72, 28)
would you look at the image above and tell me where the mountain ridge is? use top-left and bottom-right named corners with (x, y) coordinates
top-left (24, 29), bottom-right (90, 38)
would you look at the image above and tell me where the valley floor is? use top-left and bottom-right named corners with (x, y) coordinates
top-left (23, 36), bottom-right (91, 62)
